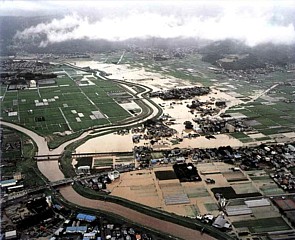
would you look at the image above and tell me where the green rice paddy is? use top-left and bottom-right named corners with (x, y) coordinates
top-left (1, 65), bottom-right (132, 138)
top-left (233, 217), bottom-right (291, 233)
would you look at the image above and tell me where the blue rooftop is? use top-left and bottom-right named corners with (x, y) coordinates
top-left (66, 226), bottom-right (87, 233)
top-left (0, 179), bottom-right (17, 186)
top-left (77, 213), bottom-right (96, 222)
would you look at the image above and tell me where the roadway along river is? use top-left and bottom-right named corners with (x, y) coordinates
top-left (59, 186), bottom-right (215, 240)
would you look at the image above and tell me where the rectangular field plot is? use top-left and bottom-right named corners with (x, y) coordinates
top-left (184, 186), bottom-right (210, 198)
top-left (129, 184), bottom-right (158, 197)
top-left (211, 186), bottom-right (261, 199)
top-left (93, 158), bottom-right (113, 167)
top-left (222, 171), bottom-right (248, 182)
top-left (155, 170), bottom-right (177, 180)
top-left (233, 217), bottom-right (291, 233)
top-left (251, 206), bottom-right (281, 219)
top-left (231, 182), bottom-right (259, 195)
top-left (204, 203), bottom-right (219, 212)
top-left (159, 182), bottom-right (183, 196)
top-left (273, 198), bottom-right (295, 211)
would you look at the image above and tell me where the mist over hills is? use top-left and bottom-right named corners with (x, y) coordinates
top-left (1, 11), bottom-right (295, 70)
top-left (199, 40), bottom-right (295, 69)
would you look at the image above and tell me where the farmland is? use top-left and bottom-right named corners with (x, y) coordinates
top-left (233, 217), bottom-right (291, 233)
top-left (1, 64), bottom-right (138, 146)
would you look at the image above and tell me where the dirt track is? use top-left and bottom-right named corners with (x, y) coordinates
top-left (59, 186), bottom-right (215, 240)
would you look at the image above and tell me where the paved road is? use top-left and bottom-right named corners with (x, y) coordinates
top-left (59, 186), bottom-right (215, 240)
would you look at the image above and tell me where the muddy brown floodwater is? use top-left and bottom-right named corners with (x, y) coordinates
top-left (59, 186), bottom-right (216, 240)
top-left (37, 161), bottom-right (64, 182)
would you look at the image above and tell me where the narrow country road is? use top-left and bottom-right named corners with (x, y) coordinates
top-left (249, 83), bottom-right (279, 103)
top-left (59, 186), bottom-right (215, 240)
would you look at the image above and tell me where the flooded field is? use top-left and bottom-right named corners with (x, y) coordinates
top-left (73, 60), bottom-right (193, 91)
top-left (75, 130), bottom-right (243, 154)
top-left (72, 59), bottom-right (244, 155)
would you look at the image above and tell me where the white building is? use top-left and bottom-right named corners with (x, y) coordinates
top-left (30, 80), bottom-right (37, 88)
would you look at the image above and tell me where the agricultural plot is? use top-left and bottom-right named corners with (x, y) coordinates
top-left (222, 171), bottom-right (248, 182)
top-left (227, 102), bottom-right (295, 142)
top-left (211, 186), bottom-right (261, 199)
top-left (204, 203), bottom-right (219, 212)
top-left (230, 182), bottom-right (259, 195)
top-left (233, 217), bottom-right (291, 233)
top-left (184, 205), bottom-right (199, 217)
top-left (183, 186), bottom-right (210, 198)
top-left (1, 65), bottom-right (133, 138)
top-left (93, 158), bottom-right (113, 168)
top-left (247, 170), bottom-right (284, 195)
top-left (155, 170), bottom-right (177, 180)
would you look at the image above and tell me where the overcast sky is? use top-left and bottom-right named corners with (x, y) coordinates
top-left (3, 0), bottom-right (295, 47)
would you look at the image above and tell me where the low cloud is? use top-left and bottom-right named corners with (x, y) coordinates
top-left (15, 7), bottom-right (295, 47)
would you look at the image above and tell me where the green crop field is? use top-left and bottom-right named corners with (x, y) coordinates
top-left (233, 217), bottom-right (291, 233)
top-left (93, 158), bottom-right (113, 167)
top-left (1, 65), bottom-right (133, 140)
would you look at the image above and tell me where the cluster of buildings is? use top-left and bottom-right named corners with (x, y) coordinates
top-left (134, 146), bottom-right (189, 167)
top-left (192, 117), bottom-right (251, 135)
top-left (78, 174), bottom-right (113, 192)
top-left (215, 64), bottom-right (286, 83)
top-left (53, 213), bottom-right (153, 240)
top-left (144, 119), bottom-right (177, 139)
top-left (0, 196), bottom-right (153, 240)
top-left (133, 146), bottom-right (153, 168)
top-left (2, 191), bottom-right (154, 240)
top-left (0, 59), bottom-right (50, 73)
top-left (0, 59), bottom-right (56, 90)
top-left (268, 144), bottom-right (295, 191)
top-left (2, 195), bottom-right (58, 239)
top-left (150, 86), bottom-right (210, 100)
top-left (131, 47), bottom-right (188, 62)
top-left (185, 99), bottom-right (223, 118)
top-left (196, 213), bottom-right (231, 230)
top-left (132, 119), bottom-right (177, 143)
